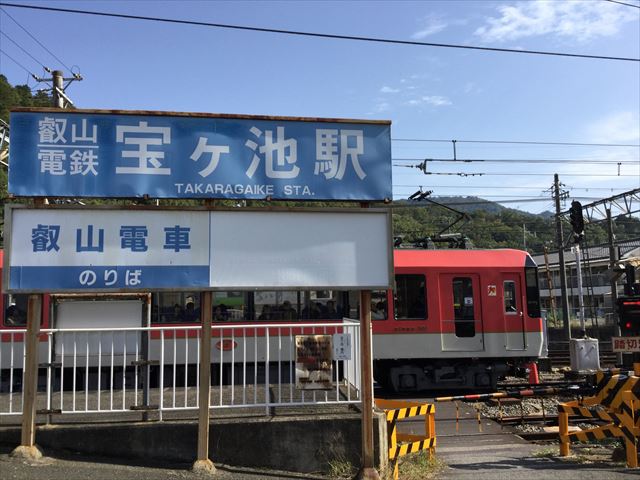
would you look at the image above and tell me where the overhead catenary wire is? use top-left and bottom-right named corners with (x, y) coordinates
top-left (392, 197), bottom-right (592, 205)
top-left (0, 2), bottom-right (638, 62)
top-left (0, 31), bottom-right (50, 72)
top-left (0, 6), bottom-right (73, 74)
top-left (393, 184), bottom-right (632, 192)
top-left (0, 47), bottom-right (38, 78)
top-left (391, 193), bottom-right (602, 200)
top-left (604, 0), bottom-right (640, 8)
top-left (392, 138), bottom-right (640, 148)
top-left (393, 158), bottom-right (640, 165)
top-left (393, 170), bottom-right (639, 177)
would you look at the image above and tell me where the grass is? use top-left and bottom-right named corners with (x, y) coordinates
top-left (392, 451), bottom-right (446, 480)
top-left (327, 459), bottom-right (356, 479)
top-left (536, 441), bottom-right (628, 467)
top-left (533, 447), bottom-right (557, 458)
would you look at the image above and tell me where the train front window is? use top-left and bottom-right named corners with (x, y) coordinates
top-left (525, 267), bottom-right (542, 318)
top-left (394, 275), bottom-right (426, 320)
top-left (453, 277), bottom-right (475, 337)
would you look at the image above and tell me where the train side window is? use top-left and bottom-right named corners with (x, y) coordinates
top-left (214, 291), bottom-right (247, 322)
top-left (503, 281), bottom-right (517, 314)
top-left (3, 294), bottom-right (29, 327)
top-left (525, 267), bottom-right (541, 318)
top-left (453, 277), bottom-right (475, 337)
top-left (371, 290), bottom-right (388, 320)
top-left (153, 292), bottom-right (201, 323)
top-left (254, 291), bottom-right (300, 321)
top-left (300, 290), bottom-right (347, 320)
top-left (394, 275), bottom-right (427, 320)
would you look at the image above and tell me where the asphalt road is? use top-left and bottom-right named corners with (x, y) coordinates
top-left (0, 443), bottom-right (330, 480)
top-left (398, 396), bottom-right (640, 479)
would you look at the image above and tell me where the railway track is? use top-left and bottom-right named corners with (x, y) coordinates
top-left (496, 380), bottom-right (586, 390)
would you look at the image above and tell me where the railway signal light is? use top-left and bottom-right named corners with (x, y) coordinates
top-left (618, 297), bottom-right (640, 335)
top-left (569, 200), bottom-right (584, 243)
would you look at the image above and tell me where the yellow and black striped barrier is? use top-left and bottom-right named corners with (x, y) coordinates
top-left (559, 368), bottom-right (640, 468)
top-left (375, 399), bottom-right (436, 480)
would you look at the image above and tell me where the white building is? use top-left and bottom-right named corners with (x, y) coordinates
top-left (531, 238), bottom-right (640, 329)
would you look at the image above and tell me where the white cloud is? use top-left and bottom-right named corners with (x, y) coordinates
top-left (373, 102), bottom-right (391, 113)
top-left (380, 86), bottom-right (400, 93)
top-left (407, 95), bottom-right (452, 107)
top-left (423, 95), bottom-right (452, 106)
top-left (586, 111), bottom-right (640, 144)
top-left (412, 14), bottom-right (448, 39)
top-left (463, 82), bottom-right (482, 95)
top-left (474, 0), bottom-right (638, 43)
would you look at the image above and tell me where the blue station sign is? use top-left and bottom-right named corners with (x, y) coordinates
top-left (9, 109), bottom-right (392, 201)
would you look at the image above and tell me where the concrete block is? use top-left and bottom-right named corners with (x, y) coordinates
top-left (0, 411), bottom-right (387, 475)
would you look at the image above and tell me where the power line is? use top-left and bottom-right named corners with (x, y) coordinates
top-left (394, 170), bottom-right (638, 177)
top-left (0, 31), bottom-right (49, 72)
top-left (392, 197), bottom-right (587, 205)
top-left (396, 225), bottom-right (558, 234)
top-left (0, 47), bottom-right (37, 78)
top-left (393, 157), bottom-right (639, 165)
top-left (392, 192), bottom-right (601, 200)
top-left (392, 138), bottom-right (640, 148)
top-left (0, 6), bottom-right (73, 73)
top-left (604, 0), bottom-right (640, 8)
top-left (393, 184), bottom-right (631, 191)
top-left (1, 2), bottom-right (638, 62)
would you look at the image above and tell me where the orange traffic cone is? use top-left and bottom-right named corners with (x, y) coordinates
top-left (528, 361), bottom-right (539, 384)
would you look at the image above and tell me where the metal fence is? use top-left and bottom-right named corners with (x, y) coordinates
top-left (0, 330), bottom-right (26, 415)
top-left (0, 320), bottom-right (362, 418)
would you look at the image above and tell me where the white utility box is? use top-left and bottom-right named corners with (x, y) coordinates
top-left (569, 338), bottom-right (600, 372)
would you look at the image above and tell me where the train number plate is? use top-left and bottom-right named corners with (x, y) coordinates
top-left (612, 337), bottom-right (640, 353)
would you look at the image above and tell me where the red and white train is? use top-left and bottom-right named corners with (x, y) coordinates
top-left (1, 248), bottom-right (545, 391)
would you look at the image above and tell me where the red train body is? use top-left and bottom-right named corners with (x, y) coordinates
top-left (373, 249), bottom-right (544, 390)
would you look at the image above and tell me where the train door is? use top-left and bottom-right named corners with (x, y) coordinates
top-left (502, 273), bottom-right (526, 350)
top-left (439, 274), bottom-right (484, 352)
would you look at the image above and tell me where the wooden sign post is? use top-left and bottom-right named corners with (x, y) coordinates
top-left (192, 291), bottom-right (215, 474)
top-left (11, 294), bottom-right (43, 460)
top-left (358, 290), bottom-right (380, 479)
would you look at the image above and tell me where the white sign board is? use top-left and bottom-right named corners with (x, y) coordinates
top-left (209, 210), bottom-right (390, 288)
top-left (612, 337), bottom-right (640, 353)
top-left (5, 206), bottom-right (392, 292)
top-left (333, 333), bottom-right (352, 361)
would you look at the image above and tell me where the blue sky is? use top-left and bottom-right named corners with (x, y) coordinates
top-left (1, 0), bottom-right (639, 214)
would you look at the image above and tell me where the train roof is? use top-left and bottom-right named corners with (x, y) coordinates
top-left (394, 249), bottom-right (536, 269)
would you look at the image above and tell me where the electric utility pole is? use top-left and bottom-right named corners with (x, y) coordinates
top-left (607, 208), bottom-right (622, 364)
top-left (553, 174), bottom-right (571, 340)
top-left (31, 69), bottom-right (83, 108)
top-left (50, 70), bottom-right (82, 108)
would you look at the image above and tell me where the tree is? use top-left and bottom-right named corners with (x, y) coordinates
top-left (0, 76), bottom-right (53, 246)
top-left (0, 75), bottom-right (51, 123)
